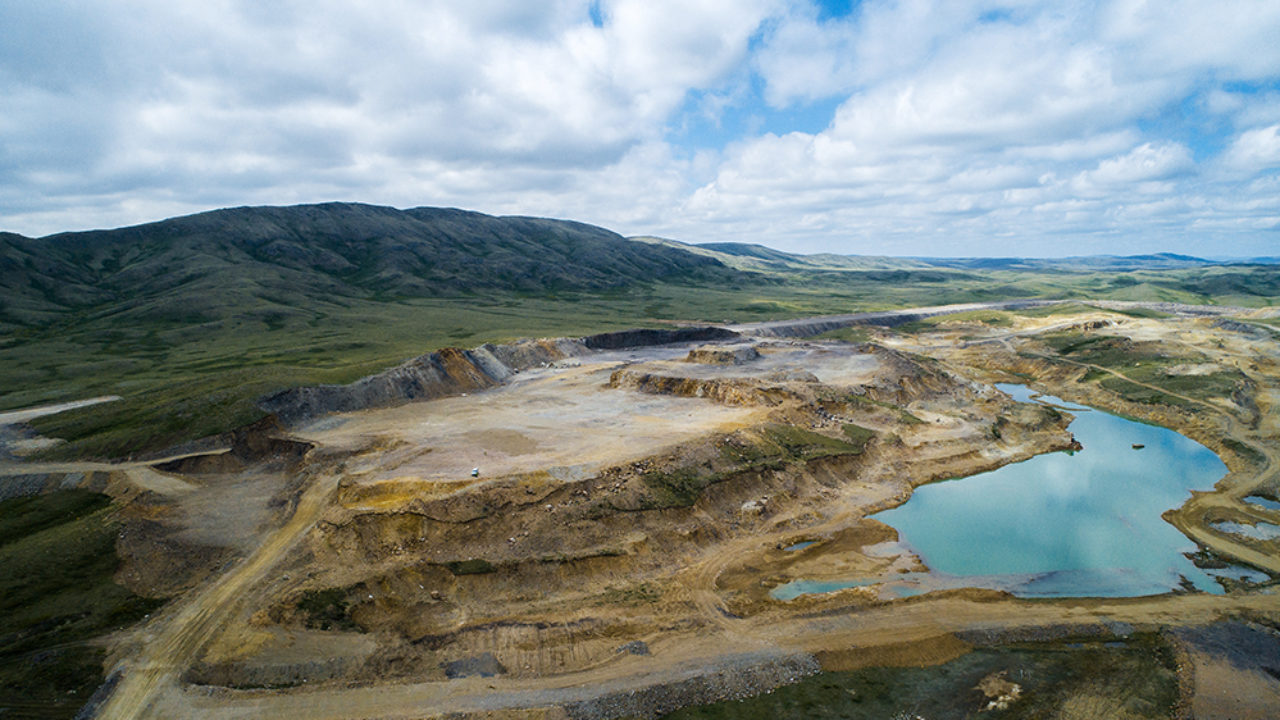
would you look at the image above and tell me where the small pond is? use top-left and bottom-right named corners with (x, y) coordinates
top-left (1212, 520), bottom-right (1280, 542)
top-left (774, 384), bottom-right (1267, 600)
top-left (1246, 495), bottom-right (1280, 512)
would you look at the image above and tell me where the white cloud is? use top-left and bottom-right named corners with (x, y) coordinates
top-left (1101, 0), bottom-right (1280, 81)
top-left (1222, 124), bottom-right (1280, 172)
top-left (675, 1), bottom-right (1280, 255)
top-left (1, 0), bottom-right (1279, 257)
top-left (1082, 142), bottom-right (1194, 186)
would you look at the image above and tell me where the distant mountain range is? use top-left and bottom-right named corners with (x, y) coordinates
top-left (6, 202), bottom-right (1279, 459)
top-left (4, 203), bottom-right (1276, 334)
top-left (0, 203), bottom-right (736, 332)
top-left (635, 236), bottom-right (1274, 273)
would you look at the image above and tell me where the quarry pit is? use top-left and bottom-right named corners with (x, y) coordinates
top-left (4, 301), bottom-right (1279, 719)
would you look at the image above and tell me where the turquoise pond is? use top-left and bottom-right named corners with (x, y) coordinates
top-left (773, 384), bottom-right (1270, 600)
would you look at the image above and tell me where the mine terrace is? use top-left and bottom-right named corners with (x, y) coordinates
top-left (5, 300), bottom-right (1275, 718)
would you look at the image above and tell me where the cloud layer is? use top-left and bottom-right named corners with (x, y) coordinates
top-left (2, 0), bottom-right (1278, 256)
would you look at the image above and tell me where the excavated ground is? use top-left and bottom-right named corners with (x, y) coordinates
top-left (4, 302), bottom-right (1278, 719)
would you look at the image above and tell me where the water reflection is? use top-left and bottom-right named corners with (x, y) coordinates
top-left (775, 384), bottom-right (1251, 600)
top-left (1245, 495), bottom-right (1280, 512)
top-left (1212, 520), bottom-right (1280, 542)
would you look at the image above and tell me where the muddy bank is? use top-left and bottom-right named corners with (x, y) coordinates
top-left (1172, 619), bottom-right (1280, 720)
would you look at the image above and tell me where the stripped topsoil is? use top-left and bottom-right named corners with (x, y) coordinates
top-left (2, 301), bottom-right (1278, 719)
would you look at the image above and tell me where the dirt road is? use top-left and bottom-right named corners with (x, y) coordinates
top-left (145, 590), bottom-right (1280, 718)
top-left (94, 469), bottom-right (341, 719)
top-left (79, 300), bottom-right (1279, 719)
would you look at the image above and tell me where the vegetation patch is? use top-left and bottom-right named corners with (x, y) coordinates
top-left (594, 582), bottom-right (662, 606)
top-left (1097, 376), bottom-right (1197, 410)
top-left (760, 424), bottom-right (868, 461)
top-left (897, 409), bottom-right (926, 425)
top-left (1041, 333), bottom-right (1149, 363)
top-left (736, 300), bottom-right (801, 315)
top-left (840, 423), bottom-right (875, 451)
top-left (445, 558), bottom-right (496, 575)
top-left (1221, 438), bottom-right (1267, 469)
top-left (1010, 302), bottom-right (1096, 317)
top-left (640, 467), bottom-right (726, 508)
top-left (0, 491), bottom-right (164, 718)
top-left (896, 309), bottom-right (1014, 333)
top-left (662, 634), bottom-right (1179, 720)
top-left (1079, 367), bottom-right (1109, 383)
top-left (1099, 306), bottom-right (1173, 319)
top-left (845, 394), bottom-right (925, 425)
top-left (642, 425), bottom-right (871, 508)
top-left (1045, 331), bottom-right (1246, 407)
top-left (296, 588), bottom-right (361, 632)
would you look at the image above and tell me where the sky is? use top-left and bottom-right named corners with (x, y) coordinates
top-left (2, 1), bottom-right (1279, 257)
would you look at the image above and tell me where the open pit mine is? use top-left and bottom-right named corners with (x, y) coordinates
top-left (4, 300), bottom-right (1279, 719)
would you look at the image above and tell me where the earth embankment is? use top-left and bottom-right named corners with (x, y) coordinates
top-left (259, 327), bottom-right (741, 425)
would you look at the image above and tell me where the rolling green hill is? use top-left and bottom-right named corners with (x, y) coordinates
top-left (4, 203), bottom-right (1280, 459)
top-left (1, 203), bottom-right (737, 334)
top-left (0, 204), bottom-right (757, 457)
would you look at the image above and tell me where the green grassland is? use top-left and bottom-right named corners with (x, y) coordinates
top-left (1037, 330), bottom-right (1249, 409)
top-left (0, 491), bottom-right (163, 718)
top-left (5, 204), bottom-right (1280, 459)
top-left (12, 264), bottom-right (1280, 460)
top-left (895, 308), bottom-right (1017, 333)
top-left (1, 268), bottom-right (1049, 459)
top-left (641, 422), bottom-right (876, 508)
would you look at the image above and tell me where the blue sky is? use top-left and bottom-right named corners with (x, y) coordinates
top-left (2, 0), bottom-right (1279, 257)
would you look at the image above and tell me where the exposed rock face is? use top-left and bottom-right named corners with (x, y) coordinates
top-left (582, 326), bottom-right (739, 350)
top-left (686, 345), bottom-right (760, 365)
top-left (259, 328), bottom-right (741, 425)
top-left (233, 336), bottom-right (1080, 691)
top-left (156, 416), bottom-right (311, 474)
top-left (608, 370), bottom-right (793, 406)
top-left (263, 402), bottom-right (1073, 689)
top-left (1213, 318), bottom-right (1270, 338)
top-left (258, 337), bottom-right (592, 424)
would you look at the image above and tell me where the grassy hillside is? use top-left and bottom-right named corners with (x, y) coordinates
top-left (0, 204), bottom-right (746, 457)
top-left (4, 204), bottom-right (1280, 459)
top-left (0, 491), bottom-right (162, 718)
top-left (0, 203), bottom-right (738, 334)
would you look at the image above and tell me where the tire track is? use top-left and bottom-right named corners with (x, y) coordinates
top-left (93, 470), bottom-right (340, 719)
